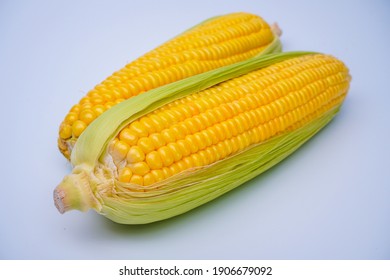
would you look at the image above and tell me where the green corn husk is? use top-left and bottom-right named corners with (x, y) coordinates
top-left (54, 51), bottom-right (344, 224)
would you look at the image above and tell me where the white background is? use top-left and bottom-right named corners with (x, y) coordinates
top-left (0, 0), bottom-right (389, 259)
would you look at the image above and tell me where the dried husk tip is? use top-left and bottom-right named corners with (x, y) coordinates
top-left (54, 165), bottom-right (102, 213)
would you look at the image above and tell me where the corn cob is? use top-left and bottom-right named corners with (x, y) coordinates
top-left (58, 12), bottom-right (281, 159)
top-left (54, 52), bottom-right (351, 224)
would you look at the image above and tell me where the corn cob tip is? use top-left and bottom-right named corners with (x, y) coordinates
top-left (53, 169), bottom-right (100, 214)
top-left (53, 188), bottom-right (67, 214)
top-left (271, 22), bottom-right (282, 37)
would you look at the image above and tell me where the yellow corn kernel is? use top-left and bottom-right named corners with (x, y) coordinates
top-left (149, 133), bottom-right (166, 149)
top-left (176, 139), bottom-right (192, 157)
top-left (119, 128), bottom-right (138, 146)
top-left (65, 112), bottom-right (78, 124)
top-left (92, 105), bottom-right (105, 117)
top-left (137, 137), bottom-right (155, 154)
top-left (118, 167), bottom-right (133, 183)
top-left (79, 109), bottom-right (95, 125)
top-left (161, 129), bottom-right (176, 144)
top-left (129, 162), bottom-right (150, 176)
top-left (158, 146), bottom-right (175, 167)
top-left (129, 174), bottom-right (143, 185)
top-left (126, 146), bottom-right (145, 163)
top-left (145, 151), bottom-right (164, 170)
top-left (59, 124), bottom-right (72, 139)
top-left (111, 140), bottom-right (130, 162)
top-left (71, 120), bottom-right (86, 137)
top-left (129, 122), bottom-right (148, 138)
top-left (143, 173), bottom-right (155, 186)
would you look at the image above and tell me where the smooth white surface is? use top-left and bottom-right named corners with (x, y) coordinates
top-left (0, 0), bottom-right (389, 259)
